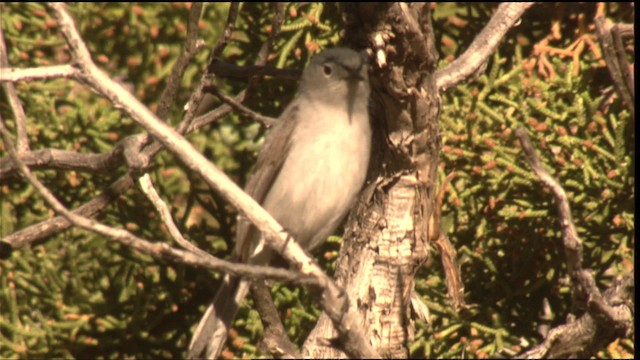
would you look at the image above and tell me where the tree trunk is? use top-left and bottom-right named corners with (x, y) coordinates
top-left (303, 3), bottom-right (441, 358)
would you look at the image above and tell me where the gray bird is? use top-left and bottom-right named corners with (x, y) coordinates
top-left (188, 47), bottom-right (372, 359)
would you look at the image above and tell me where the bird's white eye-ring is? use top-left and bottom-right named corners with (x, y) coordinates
top-left (323, 64), bottom-right (333, 76)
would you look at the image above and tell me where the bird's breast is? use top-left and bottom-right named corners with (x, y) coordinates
top-left (261, 102), bottom-right (371, 249)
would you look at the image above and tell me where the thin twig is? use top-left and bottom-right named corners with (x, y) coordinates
top-left (206, 86), bottom-right (276, 127)
top-left (245, 3), bottom-right (288, 95)
top-left (515, 129), bottom-right (583, 276)
top-left (0, 171), bottom-right (135, 250)
top-left (435, 3), bottom-right (534, 90)
top-left (428, 171), bottom-right (466, 311)
top-left (0, 25), bottom-right (30, 151)
top-left (515, 128), bottom-right (634, 358)
top-left (0, 113), bottom-right (318, 285)
top-left (611, 24), bottom-right (634, 101)
top-left (251, 281), bottom-right (302, 359)
top-left (156, 3), bottom-right (204, 118)
top-left (138, 173), bottom-right (210, 257)
top-left (0, 3), bottom-right (244, 250)
top-left (0, 148), bottom-right (123, 180)
top-left (187, 88), bottom-right (239, 133)
top-left (46, 4), bottom-right (377, 357)
top-left (0, 64), bottom-right (78, 82)
top-left (212, 3), bottom-right (240, 58)
top-left (255, 3), bottom-right (286, 68)
top-left (595, 17), bottom-right (634, 118)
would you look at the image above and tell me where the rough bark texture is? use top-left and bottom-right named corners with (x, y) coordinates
top-left (303, 3), bottom-right (441, 358)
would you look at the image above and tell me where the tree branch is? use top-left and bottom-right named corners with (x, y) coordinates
top-left (155, 3), bottom-right (204, 119)
top-left (0, 112), bottom-right (320, 286)
top-left (0, 148), bottom-right (111, 179)
top-left (0, 141), bottom-right (139, 180)
top-left (42, 4), bottom-right (377, 357)
top-left (206, 86), bottom-right (276, 128)
top-left (211, 3), bottom-right (240, 59)
top-left (0, 25), bottom-right (31, 151)
top-left (251, 281), bottom-right (302, 359)
top-left (0, 3), bottom-right (238, 251)
top-left (0, 64), bottom-right (79, 82)
top-left (515, 128), bottom-right (634, 358)
top-left (595, 17), bottom-right (635, 119)
top-left (434, 3), bottom-right (534, 90)
top-left (138, 173), bottom-right (210, 257)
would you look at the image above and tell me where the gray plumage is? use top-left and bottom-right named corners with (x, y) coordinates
top-left (188, 48), bottom-right (371, 359)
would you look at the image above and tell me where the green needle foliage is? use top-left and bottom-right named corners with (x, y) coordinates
top-left (0, 3), bottom-right (634, 359)
top-left (411, 3), bottom-right (634, 359)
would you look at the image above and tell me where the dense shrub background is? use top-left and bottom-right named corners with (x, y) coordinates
top-left (0, 3), bottom-right (634, 358)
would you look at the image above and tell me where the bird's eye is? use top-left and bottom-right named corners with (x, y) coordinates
top-left (323, 64), bottom-right (333, 76)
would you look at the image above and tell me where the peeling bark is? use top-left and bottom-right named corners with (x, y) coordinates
top-left (303, 3), bottom-right (441, 358)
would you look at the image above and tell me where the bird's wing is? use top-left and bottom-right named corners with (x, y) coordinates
top-left (189, 105), bottom-right (299, 359)
top-left (234, 103), bottom-right (299, 260)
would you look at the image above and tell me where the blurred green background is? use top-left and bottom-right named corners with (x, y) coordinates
top-left (0, 3), bottom-right (634, 358)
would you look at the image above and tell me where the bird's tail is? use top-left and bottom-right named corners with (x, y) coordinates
top-left (188, 275), bottom-right (250, 359)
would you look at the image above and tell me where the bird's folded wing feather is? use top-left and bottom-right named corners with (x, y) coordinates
top-left (235, 103), bottom-right (299, 260)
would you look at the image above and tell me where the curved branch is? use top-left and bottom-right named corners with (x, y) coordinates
top-left (211, 3), bottom-right (240, 58)
top-left (138, 173), bottom-right (210, 257)
top-left (595, 17), bottom-right (635, 119)
top-left (0, 1), bottom-right (263, 251)
top-left (44, 3), bottom-right (378, 358)
top-left (0, 25), bottom-right (30, 151)
top-left (0, 3), bottom-right (237, 250)
top-left (206, 86), bottom-right (277, 127)
top-left (515, 128), bottom-right (634, 358)
top-left (155, 3), bottom-right (204, 118)
top-left (0, 147), bottom-right (126, 180)
top-left (0, 117), bottom-right (319, 287)
top-left (435, 2), bottom-right (534, 90)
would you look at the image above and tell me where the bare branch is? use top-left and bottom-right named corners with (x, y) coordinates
top-left (0, 25), bottom-right (30, 151)
top-left (0, 148), bottom-right (123, 180)
top-left (517, 272), bottom-right (634, 359)
top-left (614, 23), bottom-right (634, 38)
top-left (426, 171), bottom-right (467, 311)
top-left (595, 17), bottom-right (635, 119)
top-left (1, 172), bottom-right (134, 250)
top-left (0, 3), bottom-right (249, 250)
top-left (0, 4), bottom-right (203, 129)
top-left (435, 3), bottom-right (534, 90)
top-left (251, 281), bottom-right (302, 359)
top-left (0, 117), bottom-right (318, 286)
top-left (0, 64), bottom-right (78, 82)
top-left (515, 129), bottom-right (582, 275)
top-left (187, 89), bottom-right (239, 132)
top-left (44, 4), bottom-right (377, 357)
top-left (610, 25), bottom-right (634, 102)
top-left (156, 2), bottom-right (204, 119)
top-left (0, 133), bottom-right (148, 181)
top-left (515, 128), bottom-right (634, 358)
top-left (206, 86), bottom-right (276, 127)
top-left (211, 3), bottom-right (240, 58)
top-left (0, 92), bottom-right (233, 249)
top-left (434, 234), bottom-right (466, 310)
top-left (138, 173), bottom-right (210, 257)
